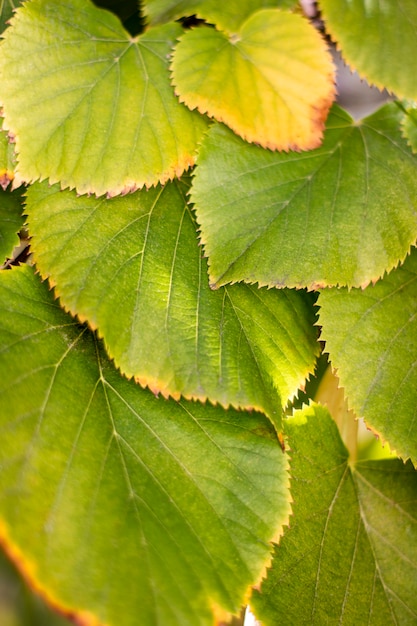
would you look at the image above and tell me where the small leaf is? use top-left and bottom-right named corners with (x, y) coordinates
top-left (318, 248), bottom-right (417, 462)
top-left (0, 117), bottom-right (16, 190)
top-left (0, 187), bottom-right (24, 264)
top-left (0, 265), bottom-right (291, 626)
top-left (171, 9), bottom-right (335, 151)
top-left (251, 404), bottom-right (417, 625)
top-left (191, 104), bottom-right (417, 289)
top-left (0, 0), bottom-right (208, 196)
top-left (144, 0), bottom-right (296, 32)
top-left (320, 0), bottom-right (417, 100)
top-left (25, 179), bottom-right (319, 427)
top-left (402, 104), bottom-right (417, 153)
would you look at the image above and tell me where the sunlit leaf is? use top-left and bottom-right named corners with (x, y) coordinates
top-left (0, 188), bottom-right (24, 264)
top-left (0, 265), bottom-right (291, 626)
top-left (320, 0), bottom-right (417, 99)
top-left (144, 0), bottom-right (296, 32)
top-left (318, 248), bottom-right (417, 462)
top-left (171, 9), bottom-right (335, 151)
top-left (251, 404), bottom-right (417, 625)
top-left (25, 179), bottom-right (319, 428)
top-left (0, 0), bottom-right (208, 197)
top-left (191, 104), bottom-right (417, 289)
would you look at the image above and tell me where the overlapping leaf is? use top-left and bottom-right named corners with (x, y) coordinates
top-left (318, 248), bottom-right (417, 462)
top-left (0, 265), bottom-right (291, 626)
top-left (0, 0), bottom-right (22, 34)
top-left (144, 0), bottom-right (296, 32)
top-left (25, 179), bottom-right (319, 427)
top-left (0, 0), bottom-right (208, 197)
top-left (320, 0), bottom-right (417, 100)
top-left (251, 404), bottom-right (417, 625)
top-left (0, 188), bottom-right (24, 264)
top-left (0, 117), bottom-right (16, 190)
top-left (191, 104), bottom-right (417, 289)
top-left (171, 9), bottom-right (335, 151)
top-left (402, 104), bottom-right (417, 153)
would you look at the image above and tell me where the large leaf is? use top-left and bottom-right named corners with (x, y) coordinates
top-left (0, 188), bottom-right (24, 264)
top-left (0, 265), bottom-right (291, 626)
top-left (251, 404), bottom-right (417, 625)
top-left (25, 179), bottom-right (319, 427)
top-left (144, 0), bottom-right (296, 32)
top-left (318, 247), bottom-right (417, 462)
top-left (171, 9), bottom-right (335, 151)
top-left (191, 104), bottom-right (417, 289)
top-left (320, 0), bottom-right (417, 100)
top-left (0, 0), bottom-right (208, 197)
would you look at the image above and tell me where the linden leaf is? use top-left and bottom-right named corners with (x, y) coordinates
top-left (25, 179), bottom-right (319, 428)
top-left (171, 9), bottom-right (335, 151)
top-left (318, 248), bottom-right (417, 462)
top-left (191, 104), bottom-right (417, 289)
top-left (320, 0), bottom-right (417, 100)
top-left (144, 0), bottom-right (296, 32)
top-left (0, 0), bottom-right (208, 197)
top-left (251, 404), bottom-right (417, 625)
top-left (0, 265), bottom-right (291, 626)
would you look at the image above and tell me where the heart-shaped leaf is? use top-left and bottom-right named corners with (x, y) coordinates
top-left (171, 9), bottom-right (335, 151)
top-left (320, 0), bottom-right (417, 100)
top-left (191, 104), bottom-right (417, 289)
top-left (25, 179), bottom-right (319, 427)
top-left (318, 247), bottom-right (417, 462)
top-left (251, 404), bottom-right (417, 625)
top-left (0, 265), bottom-right (291, 626)
top-left (0, 0), bottom-right (208, 196)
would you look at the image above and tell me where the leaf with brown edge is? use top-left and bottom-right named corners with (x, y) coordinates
top-left (0, 264), bottom-right (292, 626)
top-left (25, 178), bottom-right (320, 431)
top-left (0, 0), bottom-right (208, 197)
top-left (171, 9), bottom-right (335, 151)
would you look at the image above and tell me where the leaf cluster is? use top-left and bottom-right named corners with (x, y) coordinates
top-left (0, 1), bottom-right (417, 625)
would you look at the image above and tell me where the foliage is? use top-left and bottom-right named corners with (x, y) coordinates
top-left (0, 1), bottom-right (416, 625)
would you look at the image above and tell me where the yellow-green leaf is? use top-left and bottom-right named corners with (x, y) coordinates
top-left (0, 0), bottom-right (208, 196)
top-left (171, 9), bottom-right (335, 151)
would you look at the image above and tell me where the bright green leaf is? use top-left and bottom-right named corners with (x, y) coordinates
top-left (251, 404), bottom-right (417, 625)
top-left (402, 104), bottom-right (417, 153)
top-left (25, 179), bottom-right (319, 427)
top-left (318, 248), bottom-right (417, 462)
top-left (191, 104), bottom-right (417, 289)
top-left (144, 0), bottom-right (296, 32)
top-left (0, 0), bottom-right (208, 197)
top-left (320, 0), bottom-right (417, 99)
top-left (171, 9), bottom-right (335, 151)
top-left (0, 188), bottom-right (24, 264)
top-left (0, 264), bottom-right (291, 626)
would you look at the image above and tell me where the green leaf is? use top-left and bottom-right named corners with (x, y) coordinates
top-left (320, 0), bottom-right (417, 100)
top-left (0, 117), bottom-right (16, 190)
top-left (0, 188), bottom-right (24, 264)
top-left (318, 247), bottom-right (417, 462)
top-left (0, 0), bottom-right (208, 197)
top-left (402, 104), bottom-right (417, 153)
top-left (251, 404), bottom-right (417, 625)
top-left (144, 0), bottom-right (296, 32)
top-left (0, 264), bottom-right (291, 626)
top-left (0, 0), bottom-right (22, 34)
top-left (171, 9), bottom-right (335, 151)
top-left (191, 104), bottom-right (417, 289)
top-left (25, 179), bottom-right (319, 427)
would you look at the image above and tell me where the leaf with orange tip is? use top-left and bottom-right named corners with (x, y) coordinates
top-left (25, 178), bottom-right (319, 429)
top-left (171, 9), bottom-right (335, 151)
top-left (251, 404), bottom-right (417, 625)
top-left (318, 247), bottom-right (417, 463)
top-left (0, 264), bottom-right (292, 626)
top-left (0, 0), bottom-right (208, 197)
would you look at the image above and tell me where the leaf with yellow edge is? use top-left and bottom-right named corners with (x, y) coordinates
top-left (0, 0), bottom-right (208, 197)
top-left (171, 9), bottom-right (336, 151)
